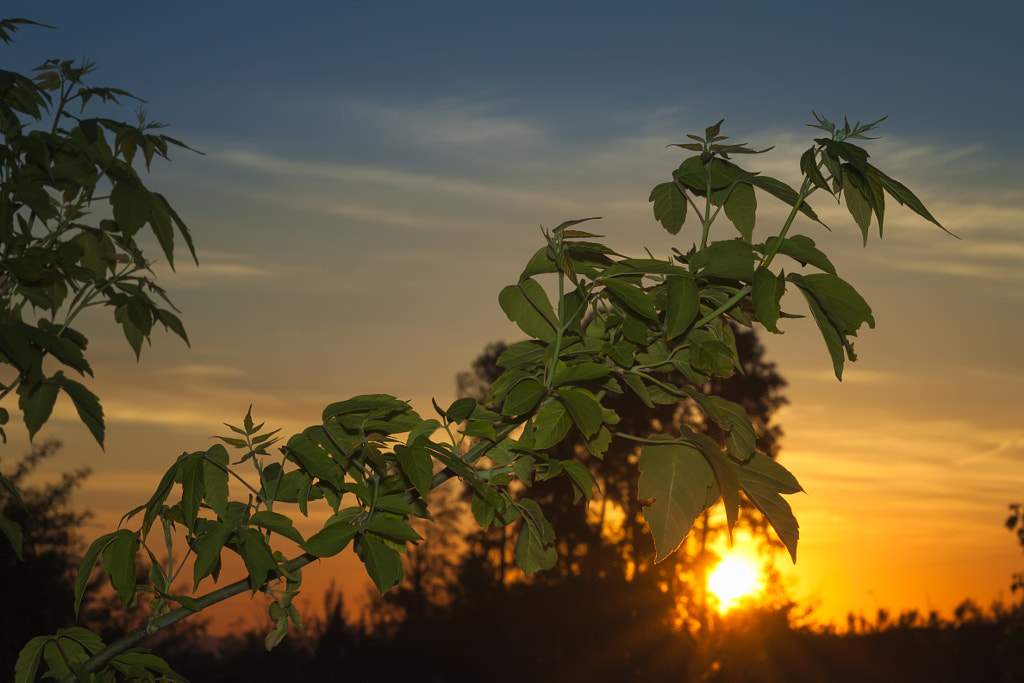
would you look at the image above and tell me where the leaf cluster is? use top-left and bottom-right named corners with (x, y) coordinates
top-left (4, 56), bottom-right (952, 676)
top-left (0, 22), bottom-right (198, 565)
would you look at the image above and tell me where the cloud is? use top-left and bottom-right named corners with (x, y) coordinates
top-left (150, 250), bottom-right (269, 282)
top-left (211, 149), bottom-right (580, 215)
top-left (337, 96), bottom-right (548, 148)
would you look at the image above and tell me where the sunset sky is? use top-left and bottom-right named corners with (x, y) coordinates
top-left (5, 2), bottom-right (1024, 629)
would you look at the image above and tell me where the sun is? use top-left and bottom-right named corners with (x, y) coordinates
top-left (707, 552), bottom-right (763, 612)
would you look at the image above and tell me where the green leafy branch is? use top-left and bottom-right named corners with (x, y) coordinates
top-left (14, 113), bottom-right (953, 682)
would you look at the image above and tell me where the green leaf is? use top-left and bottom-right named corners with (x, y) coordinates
top-left (723, 181), bottom-right (756, 241)
top-left (285, 433), bottom-right (343, 488)
top-left (688, 239), bottom-right (756, 280)
top-left (394, 444), bottom-right (434, 498)
top-left (498, 278), bottom-right (558, 343)
top-left (665, 275), bottom-right (699, 340)
top-left (445, 397), bottom-right (478, 423)
top-left (649, 181), bottom-right (688, 235)
top-left (697, 437), bottom-right (741, 539)
top-left (102, 529), bottom-right (139, 607)
top-left (748, 174), bottom-right (826, 227)
top-left (47, 372), bottom-right (104, 446)
top-left (639, 439), bottom-right (717, 562)
top-left (110, 181), bottom-right (152, 235)
top-left (514, 498), bottom-right (556, 574)
top-left (512, 454), bottom-right (536, 486)
top-left (585, 424), bottom-right (612, 458)
top-left (249, 511), bottom-right (305, 544)
top-left (364, 515), bottom-right (423, 543)
top-left (109, 651), bottom-right (184, 680)
top-left (300, 521), bottom-right (359, 558)
top-left (21, 321), bottom-right (92, 375)
top-left (788, 272), bottom-right (874, 380)
top-left (843, 173), bottom-right (873, 244)
top-left (704, 395), bottom-right (757, 462)
top-left (322, 393), bottom-right (411, 421)
top-left (406, 418), bottom-right (440, 446)
top-left (519, 246), bottom-right (559, 280)
top-left (602, 277), bottom-right (658, 321)
top-left (114, 301), bottom-right (147, 359)
top-left (735, 453), bottom-right (803, 562)
top-left (532, 399), bottom-right (573, 450)
top-left (201, 445), bottom-right (229, 518)
top-left (15, 635), bottom-right (48, 683)
top-left (471, 490), bottom-right (498, 529)
top-left (179, 451), bottom-right (205, 531)
top-left (763, 235), bottom-right (835, 274)
top-left (192, 521), bottom-right (233, 590)
top-left (752, 267), bottom-right (785, 333)
top-left (140, 462), bottom-right (178, 537)
top-left (17, 379), bottom-right (58, 441)
top-left (356, 533), bottom-right (404, 594)
top-left (873, 165), bottom-right (951, 234)
top-left (555, 387), bottom-right (603, 439)
top-left (373, 494), bottom-right (417, 515)
top-left (550, 362), bottom-right (610, 386)
top-left (799, 147), bottom-right (830, 192)
top-left (241, 528), bottom-right (279, 592)
top-left (561, 460), bottom-right (598, 502)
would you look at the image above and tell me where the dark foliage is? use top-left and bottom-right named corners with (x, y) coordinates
top-left (0, 440), bottom-right (90, 673)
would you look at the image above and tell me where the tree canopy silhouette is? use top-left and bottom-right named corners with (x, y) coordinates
top-left (0, 441), bottom-right (91, 673)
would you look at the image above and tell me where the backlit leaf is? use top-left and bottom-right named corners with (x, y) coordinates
top-left (665, 275), bottom-right (699, 340)
top-left (532, 399), bottom-right (573, 449)
top-left (301, 521), bottom-right (359, 558)
top-left (555, 387), bottom-right (603, 439)
top-left (789, 272), bottom-right (874, 380)
top-left (242, 528), bottom-right (278, 592)
top-left (192, 521), bottom-right (233, 589)
top-left (110, 181), bottom-right (151, 235)
top-left (394, 444), bottom-right (434, 498)
top-left (735, 453), bottom-right (803, 562)
top-left (514, 498), bottom-right (556, 574)
top-left (763, 235), bottom-right (835, 274)
top-left (842, 172), bottom-right (873, 244)
top-left (356, 533), bottom-right (404, 594)
top-left (202, 445), bottom-right (229, 518)
top-left (639, 439), bottom-right (717, 562)
top-left (602, 277), bottom-right (658, 321)
top-left (649, 181), bottom-right (688, 235)
top-left (752, 267), bottom-right (785, 333)
top-left (502, 378), bottom-right (546, 416)
top-left (498, 277), bottom-right (558, 343)
top-left (17, 379), bottom-right (58, 441)
top-left (249, 510), bottom-right (304, 544)
top-left (748, 174), bottom-right (826, 227)
top-left (723, 181), bottom-right (756, 241)
top-left (365, 515), bottom-right (423, 543)
top-left (102, 529), bottom-right (139, 607)
top-left (688, 239), bottom-right (756, 280)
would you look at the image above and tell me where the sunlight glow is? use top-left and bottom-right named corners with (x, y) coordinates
top-left (708, 553), bottom-right (763, 613)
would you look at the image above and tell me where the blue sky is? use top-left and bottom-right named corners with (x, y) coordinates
top-left (5, 2), bottom-right (1024, 627)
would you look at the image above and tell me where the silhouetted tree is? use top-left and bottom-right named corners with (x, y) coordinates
top-left (0, 440), bottom-right (91, 672)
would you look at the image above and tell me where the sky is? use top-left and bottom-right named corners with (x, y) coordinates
top-left (4, 1), bottom-right (1024, 630)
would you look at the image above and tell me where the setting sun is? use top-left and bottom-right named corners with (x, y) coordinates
top-left (708, 554), bottom-right (763, 612)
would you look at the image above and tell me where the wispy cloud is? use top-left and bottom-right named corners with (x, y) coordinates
top-left (336, 95), bottom-right (548, 149)
top-left (211, 149), bottom-right (580, 215)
